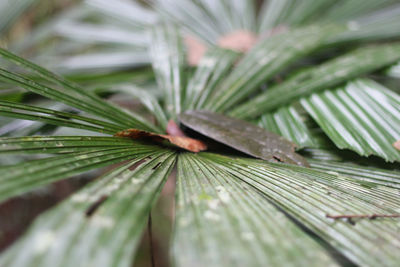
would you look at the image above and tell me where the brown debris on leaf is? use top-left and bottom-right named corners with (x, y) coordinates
top-left (115, 128), bottom-right (207, 153)
top-left (217, 30), bottom-right (258, 53)
top-left (185, 30), bottom-right (258, 66)
top-left (393, 140), bottom-right (400, 151)
top-left (184, 35), bottom-right (208, 66)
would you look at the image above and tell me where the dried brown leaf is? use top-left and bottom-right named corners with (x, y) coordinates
top-left (179, 110), bottom-right (309, 166)
top-left (115, 129), bottom-right (207, 153)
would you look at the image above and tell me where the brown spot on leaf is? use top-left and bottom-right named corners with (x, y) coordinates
top-left (85, 195), bottom-right (108, 217)
top-left (393, 140), bottom-right (400, 151)
top-left (115, 129), bottom-right (207, 153)
top-left (326, 213), bottom-right (400, 220)
top-left (217, 30), bottom-right (258, 53)
top-left (152, 162), bottom-right (162, 170)
top-left (128, 157), bottom-right (150, 171)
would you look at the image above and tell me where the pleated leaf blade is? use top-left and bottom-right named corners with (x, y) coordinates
top-left (301, 79), bottom-right (400, 162)
top-left (0, 152), bottom-right (176, 267)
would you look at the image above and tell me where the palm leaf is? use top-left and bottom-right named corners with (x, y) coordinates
top-left (0, 144), bottom-right (164, 202)
top-left (231, 43), bottom-right (400, 118)
top-left (86, 0), bottom-right (158, 26)
top-left (0, 152), bottom-right (175, 267)
top-left (328, 3), bottom-right (400, 44)
top-left (206, 25), bottom-right (341, 112)
top-left (309, 159), bottom-right (400, 189)
top-left (184, 47), bottom-right (240, 110)
top-left (108, 85), bottom-right (168, 130)
top-left (204, 153), bottom-right (400, 266)
top-left (301, 79), bottom-right (400, 162)
top-left (150, 23), bottom-right (185, 119)
top-left (322, 0), bottom-right (399, 22)
top-left (0, 48), bottom-right (159, 132)
top-left (258, 105), bottom-right (320, 148)
top-left (173, 153), bottom-right (337, 266)
top-left (1, 1), bottom-right (400, 266)
top-left (0, 136), bottom-right (139, 154)
top-left (0, 101), bottom-right (123, 134)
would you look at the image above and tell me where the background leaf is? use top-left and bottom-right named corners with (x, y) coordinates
top-left (231, 43), bottom-right (400, 119)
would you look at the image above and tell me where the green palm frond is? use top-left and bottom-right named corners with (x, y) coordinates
top-left (230, 44), bottom-right (400, 118)
top-left (258, 105), bottom-right (321, 148)
top-left (207, 25), bottom-right (338, 112)
top-left (205, 153), bottom-right (400, 266)
top-left (301, 79), bottom-right (400, 162)
top-left (0, 152), bottom-right (175, 267)
top-left (1, 1), bottom-right (400, 266)
top-left (173, 153), bottom-right (337, 267)
top-left (309, 159), bottom-right (400, 188)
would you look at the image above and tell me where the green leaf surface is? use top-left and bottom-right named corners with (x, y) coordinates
top-left (0, 48), bottom-right (158, 132)
top-left (206, 25), bottom-right (341, 112)
top-left (184, 47), bottom-right (240, 110)
top-left (150, 23), bottom-right (185, 119)
top-left (204, 153), bottom-right (400, 267)
top-left (258, 0), bottom-right (294, 32)
top-left (386, 61), bottom-right (400, 78)
top-left (301, 79), bottom-right (400, 162)
top-left (153, 0), bottom-right (221, 44)
top-left (109, 85), bottom-right (168, 130)
top-left (230, 43), bottom-right (400, 119)
top-left (322, 0), bottom-right (399, 22)
top-left (258, 105), bottom-right (319, 148)
top-left (87, 0), bottom-right (158, 26)
top-left (328, 7), bottom-right (400, 44)
top-left (173, 153), bottom-right (337, 267)
top-left (0, 101), bottom-right (124, 134)
top-left (0, 152), bottom-right (175, 267)
top-left (0, 144), bottom-right (163, 202)
top-left (54, 22), bottom-right (149, 46)
top-left (309, 159), bottom-right (400, 189)
top-left (0, 136), bottom-right (138, 154)
top-left (179, 110), bottom-right (308, 166)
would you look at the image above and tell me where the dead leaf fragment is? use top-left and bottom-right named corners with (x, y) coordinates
top-left (217, 30), bottom-right (258, 53)
top-left (179, 110), bottom-right (309, 167)
top-left (115, 129), bottom-right (207, 153)
top-left (393, 140), bottom-right (400, 151)
top-left (166, 120), bottom-right (186, 137)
